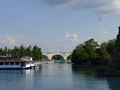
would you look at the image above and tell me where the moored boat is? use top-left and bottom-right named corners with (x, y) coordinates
top-left (0, 56), bottom-right (35, 69)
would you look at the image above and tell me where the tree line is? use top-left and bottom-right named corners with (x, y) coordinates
top-left (0, 45), bottom-right (42, 61)
top-left (71, 38), bottom-right (116, 65)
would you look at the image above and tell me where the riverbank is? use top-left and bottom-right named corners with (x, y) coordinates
top-left (33, 61), bottom-right (54, 65)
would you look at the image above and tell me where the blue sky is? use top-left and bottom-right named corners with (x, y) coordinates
top-left (0, 0), bottom-right (120, 52)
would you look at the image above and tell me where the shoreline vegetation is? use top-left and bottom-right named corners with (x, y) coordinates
top-left (71, 27), bottom-right (120, 77)
top-left (0, 38), bottom-right (116, 66)
top-left (0, 45), bottom-right (42, 61)
top-left (71, 38), bottom-right (116, 65)
top-left (0, 27), bottom-right (119, 77)
top-left (71, 38), bottom-right (116, 77)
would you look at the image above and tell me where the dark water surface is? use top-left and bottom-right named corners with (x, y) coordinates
top-left (0, 64), bottom-right (119, 90)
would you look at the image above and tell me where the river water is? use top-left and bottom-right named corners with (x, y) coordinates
top-left (0, 64), bottom-right (119, 90)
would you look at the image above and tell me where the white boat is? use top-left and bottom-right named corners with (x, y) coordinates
top-left (0, 57), bottom-right (35, 69)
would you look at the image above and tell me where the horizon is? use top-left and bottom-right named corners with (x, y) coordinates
top-left (0, 0), bottom-right (119, 52)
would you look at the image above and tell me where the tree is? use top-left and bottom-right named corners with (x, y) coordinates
top-left (10, 46), bottom-right (18, 57)
top-left (72, 38), bottom-right (99, 64)
top-left (25, 45), bottom-right (32, 57)
top-left (71, 38), bottom-right (116, 65)
top-left (0, 48), bottom-right (4, 55)
top-left (96, 39), bottom-right (116, 64)
top-left (84, 38), bottom-right (99, 62)
top-left (0, 45), bottom-right (42, 61)
top-left (32, 45), bottom-right (42, 60)
top-left (71, 44), bottom-right (88, 64)
top-left (106, 39), bottom-right (116, 54)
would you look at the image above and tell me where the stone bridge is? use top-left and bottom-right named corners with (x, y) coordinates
top-left (42, 52), bottom-right (71, 61)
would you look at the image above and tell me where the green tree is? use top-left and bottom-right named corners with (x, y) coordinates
top-left (32, 45), bottom-right (42, 60)
top-left (72, 44), bottom-right (88, 64)
top-left (0, 45), bottom-right (42, 61)
top-left (11, 46), bottom-right (19, 57)
top-left (0, 48), bottom-right (4, 55)
top-left (18, 45), bottom-right (26, 57)
top-left (72, 38), bottom-right (99, 64)
top-left (71, 38), bottom-right (116, 65)
top-left (84, 39), bottom-right (99, 63)
top-left (25, 45), bottom-right (32, 57)
top-left (96, 39), bottom-right (116, 64)
top-left (106, 39), bottom-right (116, 54)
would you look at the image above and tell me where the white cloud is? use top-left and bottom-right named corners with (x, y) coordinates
top-left (97, 31), bottom-right (109, 35)
top-left (42, 0), bottom-right (120, 14)
top-left (65, 33), bottom-right (80, 43)
top-left (103, 31), bottom-right (109, 35)
top-left (0, 35), bottom-right (41, 48)
top-left (0, 35), bottom-right (16, 47)
top-left (6, 36), bottom-right (16, 46)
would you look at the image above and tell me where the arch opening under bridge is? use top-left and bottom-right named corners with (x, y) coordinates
top-left (51, 55), bottom-right (65, 63)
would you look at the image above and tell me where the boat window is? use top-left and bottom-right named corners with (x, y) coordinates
top-left (21, 62), bottom-right (25, 66)
top-left (0, 62), bottom-right (4, 65)
top-left (5, 62), bottom-right (9, 65)
top-left (10, 62), bottom-right (14, 65)
top-left (15, 62), bottom-right (19, 65)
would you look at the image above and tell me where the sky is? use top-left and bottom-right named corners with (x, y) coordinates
top-left (0, 0), bottom-right (120, 52)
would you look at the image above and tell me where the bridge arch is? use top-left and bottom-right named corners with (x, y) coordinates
top-left (66, 55), bottom-right (71, 60)
top-left (51, 54), bottom-right (65, 63)
top-left (42, 55), bottom-right (50, 61)
top-left (42, 52), bottom-right (71, 62)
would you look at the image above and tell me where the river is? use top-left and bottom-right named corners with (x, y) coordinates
top-left (0, 64), bottom-right (119, 90)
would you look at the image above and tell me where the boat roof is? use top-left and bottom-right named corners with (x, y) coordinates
top-left (0, 60), bottom-right (33, 62)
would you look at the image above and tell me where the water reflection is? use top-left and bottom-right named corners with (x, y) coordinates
top-left (72, 65), bottom-right (120, 90)
top-left (0, 64), bottom-right (119, 90)
top-left (72, 65), bottom-right (96, 77)
top-left (0, 69), bottom-right (35, 90)
top-left (72, 65), bottom-right (110, 90)
top-left (106, 77), bottom-right (120, 90)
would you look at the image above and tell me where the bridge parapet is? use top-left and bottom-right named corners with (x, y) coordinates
top-left (42, 52), bottom-right (71, 61)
